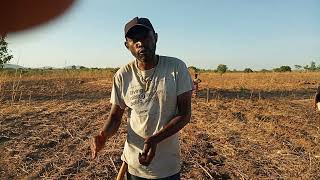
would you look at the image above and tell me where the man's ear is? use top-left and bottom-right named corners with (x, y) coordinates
top-left (154, 33), bottom-right (158, 43)
top-left (124, 41), bottom-right (129, 49)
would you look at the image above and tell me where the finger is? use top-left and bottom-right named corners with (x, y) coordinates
top-left (150, 145), bottom-right (156, 156)
top-left (139, 153), bottom-right (153, 165)
top-left (144, 155), bottom-right (153, 165)
top-left (139, 159), bottom-right (148, 166)
top-left (145, 147), bottom-right (156, 164)
top-left (139, 153), bottom-right (146, 161)
top-left (139, 152), bottom-right (145, 157)
top-left (90, 138), bottom-right (97, 159)
top-left (91, 148), bottom-right (96, 159)
top-left (142, 143), bottom-right (151, 155)
top-left (139, 153), bottom-right (149, 165)
top-left (92, 151), bottom-right (97, 159)
top-left (92, 136), bottom-right (101, 159)
top-left (139, 145), bottom-right (156, 166)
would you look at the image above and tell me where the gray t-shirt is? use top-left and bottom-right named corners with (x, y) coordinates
top-left (110, 55), bottom-right (193, 179)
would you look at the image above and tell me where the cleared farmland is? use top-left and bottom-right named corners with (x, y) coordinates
top-left (1, 70), bottom-right (320, 179)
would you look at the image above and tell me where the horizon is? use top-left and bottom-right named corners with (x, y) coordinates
top-left (6, 0), bottom-right (320, 70)
top-left (4, 62), bottom-right (317, 72)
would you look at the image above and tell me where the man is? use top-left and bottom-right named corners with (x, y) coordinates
top-left (91, 17), bottom-right (193, 179)
top-left (192, 73), bottom-right (202, 97)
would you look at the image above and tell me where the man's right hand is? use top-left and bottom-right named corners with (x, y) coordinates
top-left (138, 136), bottom-right (157, 166)
top-left (91, 131), bottom-right (107, 159)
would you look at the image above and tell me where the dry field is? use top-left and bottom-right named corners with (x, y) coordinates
top-left (1, 70), bottom-right (320, 179)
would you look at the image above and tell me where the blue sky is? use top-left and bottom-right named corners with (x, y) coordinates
top-left (7, 0), bottom-right (320, 70)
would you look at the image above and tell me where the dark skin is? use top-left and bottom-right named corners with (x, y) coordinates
top-left (91, 104), bottom-right (124, 159)
top-left (125, 26), bottom-right (158, 70)
top-left (91, 26), bottom-right (192, 166)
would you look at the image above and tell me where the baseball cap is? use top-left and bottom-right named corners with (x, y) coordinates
top-left (124, 17), bottom-right (155, 37)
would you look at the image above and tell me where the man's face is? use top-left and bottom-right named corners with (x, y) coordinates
top-left (125, 26), bottom-right (157, 63)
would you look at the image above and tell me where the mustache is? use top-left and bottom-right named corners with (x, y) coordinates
top-left (138, 47), bottom-right (151, 53)
top-left (136, 44), bottom-right (156, 55)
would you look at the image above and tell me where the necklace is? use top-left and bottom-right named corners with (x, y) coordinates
top-left (135, 56), bottom-right (159, 92)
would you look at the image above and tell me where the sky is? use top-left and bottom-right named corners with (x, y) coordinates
top-left (7, 0), bottom-right (320, 70)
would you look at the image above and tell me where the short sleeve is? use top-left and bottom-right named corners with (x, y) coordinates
top-left (176, 61), bottom-right (193, 95)
top-left (110, 74), bottom-right (126, 109)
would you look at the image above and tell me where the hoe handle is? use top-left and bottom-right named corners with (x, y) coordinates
top-left (116, 161), bottom-right (128, 180)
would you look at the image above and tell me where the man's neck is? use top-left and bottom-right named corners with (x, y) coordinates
top-left (136, 55), bottom-right (158, 70)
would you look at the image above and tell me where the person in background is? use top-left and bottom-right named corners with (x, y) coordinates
top-left (192, 73), bottom-right (201, 97)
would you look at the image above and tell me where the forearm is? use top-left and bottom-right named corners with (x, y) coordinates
top-left (101, 115), bottom-right (121, 139)
top-left (148, 91), bottom-right (192, 144)
top-left (91, 105), bottom-right (124, 159)
top-left (150, 114), bottom-right (191, 144)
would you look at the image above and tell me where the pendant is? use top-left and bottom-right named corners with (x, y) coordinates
top-left (145, 81), bottom-right (150, 92)
top-left (139, 93), bottom-right (145, 100)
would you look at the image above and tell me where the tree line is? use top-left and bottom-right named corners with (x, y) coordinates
top-left (189, 61), bottom-right (320, 74)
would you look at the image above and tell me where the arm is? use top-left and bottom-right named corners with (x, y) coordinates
top-left (91, 104), bottom-right (125, 159)
top-left (102, 104), bottom-right (125, 138)
top-left (139, 90), bottom-right (192, 165)
top-left (150, 90), bottom-right (192, 143)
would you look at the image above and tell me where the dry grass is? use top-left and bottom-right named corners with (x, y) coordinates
top-left (1, 71), bottom-right (320, 179)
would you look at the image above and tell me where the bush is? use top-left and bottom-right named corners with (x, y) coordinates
top-left (216, 64), bottom-right (228, 74)
top-left (273, 66), bottom-right (291, 72)
top-left (260, 69), bottom-right (270, 72)
top-left (244, 68), bottom-right (253, 73)
top-left (188, 66), bottom-right (199, 73)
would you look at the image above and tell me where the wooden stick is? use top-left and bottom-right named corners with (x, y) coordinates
top-left (197, 162), bottom-right (213, 179)
top-left (116, 161), bottom-right (128, 180)
top-left (109, 157), bottom-right (118, 174)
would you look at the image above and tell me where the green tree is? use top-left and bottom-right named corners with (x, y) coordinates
top-left (188, 66), bottom-right (199, 73)
top-left (0, 35), bottom-right (13, 68)
top-left (216, 64), bottom-right (228, 74)
top-left (274, 66), bottom-right (291, 72)
top-left (309, 61), bottom-right (317, 71)
top-left (243, 68), bottom-right (253, 73)
top-left (260, 69), bottom-right (270, 72)
top-left (294, 65), bottom-right (302, 70)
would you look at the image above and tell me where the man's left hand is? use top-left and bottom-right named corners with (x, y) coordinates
top-left (139, 136), bottom-right (157, 166)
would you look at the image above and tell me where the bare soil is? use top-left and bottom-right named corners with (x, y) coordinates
top-left (1, 71), bottom-right (320, 179)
